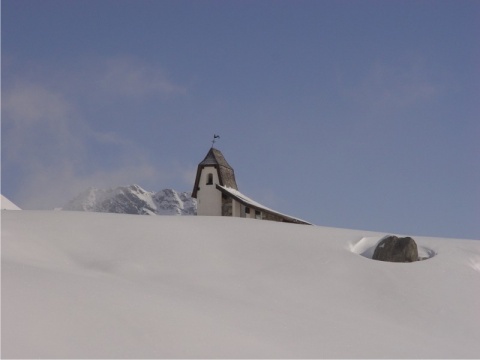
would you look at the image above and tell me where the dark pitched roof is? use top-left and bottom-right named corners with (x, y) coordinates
top-left (192, 148), bottom-right (238, 198)
top-left (199, 148), bottom-right (233, 168)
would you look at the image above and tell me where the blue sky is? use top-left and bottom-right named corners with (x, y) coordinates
top-left (2, 0), bottom-right (479, 239)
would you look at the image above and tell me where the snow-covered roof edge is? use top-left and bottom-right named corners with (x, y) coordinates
top-left (216, 185), bottom-right (312, 225)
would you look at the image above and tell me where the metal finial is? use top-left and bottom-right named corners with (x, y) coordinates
top-left (211, 134), bottom-right (220, 147)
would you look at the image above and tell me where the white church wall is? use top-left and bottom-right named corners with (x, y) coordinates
top-left (245, 207), bottom-right (255, 219)
top-left (197, 167), bottom-right (222, 216)
top-left (232, 199), bottom-right (241, 217)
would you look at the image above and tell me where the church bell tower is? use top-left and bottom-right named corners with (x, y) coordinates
top-left (192, 147), bottom-right (238, 216)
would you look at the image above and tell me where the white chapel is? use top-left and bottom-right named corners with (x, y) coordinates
top-left (192, 147), bottom-right (311, 225)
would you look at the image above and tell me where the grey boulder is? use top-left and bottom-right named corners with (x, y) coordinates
top-left (372, 235), bottom-right (418, 263)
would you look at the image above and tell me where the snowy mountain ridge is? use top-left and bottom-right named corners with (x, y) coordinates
top-left (62, 184), bottom-right (196, 215)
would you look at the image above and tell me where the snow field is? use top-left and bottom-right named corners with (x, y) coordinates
top-left (2, 210), bottom-right (480, 358)
top-left (1, 195), bottom-right (21, 210)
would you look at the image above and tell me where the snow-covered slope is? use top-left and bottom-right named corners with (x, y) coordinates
top-left (62, 184), bottom-right (196, 215)
top-left (2, 210), bottom-right (480, 358)
top-left (1, 194), bottom-right (21, 210)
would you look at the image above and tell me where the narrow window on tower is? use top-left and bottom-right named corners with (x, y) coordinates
top-left (206, 173), bottom-right (213, 185)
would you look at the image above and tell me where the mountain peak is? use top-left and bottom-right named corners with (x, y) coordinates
top-left (62, 185), bottom-right (196, 216)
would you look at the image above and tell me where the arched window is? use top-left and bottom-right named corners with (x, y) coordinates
top-left (206, 173), bottom-right (213, 185)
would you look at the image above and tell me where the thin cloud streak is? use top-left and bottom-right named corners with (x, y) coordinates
top-left (2, 56), bottom-right (189, 209)
top-left (341, 59), bottom-right (443, 114)
top-left (2, 82), bottom-right (85, 168)
top-left (99, 56), bottom-right (187, 98)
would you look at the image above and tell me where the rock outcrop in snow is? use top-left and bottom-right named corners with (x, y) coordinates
top-left (62, 185), bottom-right (196, 215)
top-left (372, 235), bottom-right (419, 262)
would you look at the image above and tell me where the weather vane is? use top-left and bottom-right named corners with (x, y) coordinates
top-left (211, 134), bottom-right (220, 147)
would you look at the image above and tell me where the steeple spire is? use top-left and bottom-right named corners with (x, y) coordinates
top-left (192, 147), bottom-right (237, 199)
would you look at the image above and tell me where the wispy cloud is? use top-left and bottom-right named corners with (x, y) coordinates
top-left (2, 56), bottom-right (189, 209)
top-left (98, 56), bottom-right (187, 98)
top-left (2, 82), bottom-right (85, 169)
top-left (3, 82), bottom-right (71, 123)
top-left (341, 58), bottom-right (443, 114)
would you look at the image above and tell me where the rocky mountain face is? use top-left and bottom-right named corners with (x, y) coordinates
top-left (62, 185), bottom-right (196, 216)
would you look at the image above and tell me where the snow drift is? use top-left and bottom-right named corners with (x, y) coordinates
top-left (2, 210), bottom-right (480, 358)
top-left (1, 195), bottom-right (21, 210)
